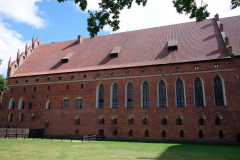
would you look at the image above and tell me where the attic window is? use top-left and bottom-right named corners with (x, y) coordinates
top-left (168, 39), bottom-right (178, 52)
top-left (110, 46), bottom-right (121, 58)
top-left (62, 53), bottom-right (73, 63)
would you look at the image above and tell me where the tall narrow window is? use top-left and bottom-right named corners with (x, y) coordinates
top-left (76, 97), bottom-right (82, 109)
top-left (98, 84), bottom-right (104, 108)
top-left (180, 130), bottom-right (184, 138)
top-left (214, 76), bottom-right (225, 106)
top-left (126, 82), bottom-right (134, 108)
top-left (142, 115), bottom-right (148, 125)
top-left (199, 130), bottom-right (203, 138)
top-left (176, 79), bottom-right (185, 107)
top-left (19, 113), bottom-right (23, 122)
top-left (158, 80), bottom-right (167, 107)
top-left (129, 129), bottom-right (133, 136)
top-left (8, 113), bottom-right (12, 122)
top-left (29, 102), bottom-right (32, 109)
top-left (161, 115), bottom-right (168, 125)
top-left (162, 130), bottom-right (166, 137)
top-left (145, 130), bottom-right (149, 137)
top-left (8, 98), bottom-right (15, 110)
top-left (46, 100), bottom-right (50, 109)
top-left (215, 115), bottom-right (223, 125)
top-left (194, 77), bottom-right (204, 106)
top-left (142, 81), bottom-right (150, 108)
top-left (45, 120), bottom-right (49, 128)
top-left (176, 115), bottom-right (183, 125)
top-left (63, 98), bottom-right (68, 109)
top-left (219, 130), bottom-right (224, 139)
top-left (111, 116), bottom-right (117, 125)
top-left (199, 115), bottom-right (206, 125)
top-left (112, 83), bottom-right (118, 108)
top-left (18, 97), bottom-right (24, 109)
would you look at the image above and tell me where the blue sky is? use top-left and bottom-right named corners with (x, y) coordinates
top-left (0, 0), bottom-right (240, 77)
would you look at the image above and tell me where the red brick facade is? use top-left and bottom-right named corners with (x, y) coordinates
top-left (1, 15), bottom-right (240, 142)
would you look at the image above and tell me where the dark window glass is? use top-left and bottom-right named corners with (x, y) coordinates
top-left (111, 73), bottom-right (115, 76)
top-left (48, 86), bottom-right (50, 91)
top-left (219, 130), bottom-right (224, 139)
top-left (83, 75), bottom-right (87, 78)
top-left (97, 74), bottom-right (100, 77)
top-left (19, 113), bottom-right (23, 122)
top-left (127, 82), bottom-right (134, 108)
top-left (214, 64), bottom-right (219, 68)
top-left (214, 76), bottom-right (224, 106)
top-left (145, 130), bottom-right (149, 137)
top-left (129, 130), bottom-right (133, 136)
top-left (194, 77), bottom-right (204, 106)
top-left (158, 80), bottom-right (167, 107)
top-left (15, 80), bottom-right (18, 84)
top-left (11, 88), bottom-right (13, 93)
top-left (112, 83), bottom-right (118, 108)
top-left (59, 77), bottom-right (62, 80)
top-left (34, 87), bottom-right (36, 92)
top-left (176, 79), bottom-right (185, 107)
top-left (76, 98), bottom-right (82, 109)
top-left (142, 81), bottom-right (150, 108)
top-left (142, 70), bottom-right (146, 74)
top-left (71, 76), bottom-right (74, 79)
top-left (195, 66), bottom-right (199, 70)
top-left (47, 78), bottom-right (50, 81)
top-left (66, 85), bottom-right (69, 90)
top-left (162, 130), bottom-right (166, 137)
top-left (98, 84), bottom-right (104, 108)
top-left (63, 99), bottom-right (68, 109)
top-left (126, 72), bottom-right (130, 75)
top-left (81, 84), bottom-right (83, 89)
top-left (176, 67), bottom-right (180, 71)
top-left (25, 80), bottom-right (28, 83)
top-left (36, 79), bottom-right (39, 82)
top-left (158, 69), bottom-right (162, 73)
top-left (29, 102), bottom-right (32, 109)
top-left (23, 87), bottom-right (26, 92)
top-left (180, 130), bottom-right (184, 138)
top-left (199, 130), bottom-right (203, 138)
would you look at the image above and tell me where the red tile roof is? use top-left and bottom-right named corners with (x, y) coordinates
top-left (11, 16), bottom-right (238, 78)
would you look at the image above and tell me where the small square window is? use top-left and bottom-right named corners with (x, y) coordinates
top-left (214, 64), bottom-right (219, 68)
top-left (15, 80), bottom-right (18, 84)
top-left (71, 76), bottom-right (74, 79)
top-left (47, 78), bottom-right (50, 81)
top-left (83, 75), bottom-right (87, 78)
top-left (158, 69), bottom-right (162, 73)
top-left (126, 72), bottom-right (130, 76)
top-left (142, 70), bottom-right (146, 74)
top-left (97, 74), bottom-right (100, 77)
top-left (25, 80), bottom-right (28, 83)
top-left (59, 77), bottom-right (62, 80)
top-left (36, 79), bottom-right (39, 82)
top-left (111, 73), bottom-right (115, 76)
top-left (176, 67), bottom-right (180, 72)
top-left (195, 66), bottom-right (199, 70)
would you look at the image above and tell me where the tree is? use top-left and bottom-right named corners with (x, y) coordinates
top-left (58, 0), bottom-right (240, 38)
top-left (0, 59), bottom-right (8, 94)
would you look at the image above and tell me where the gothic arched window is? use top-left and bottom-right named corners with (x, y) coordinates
top-left (112, 83), bottom-right (118, 108)
top-left (194, 77), bottom-right (204, 106)
top-left (142, 81), bottom-right (150, 108)
top-left (126, 82), bottom-right (134, 108)
top-left (214, 76), bottom-right (225, 106)
top-left (176, 79), bottom-right (185, 107)
top-left (158, 80), bottom-right (167, 107)
top-left (98, 84), bottom-right (104, 108)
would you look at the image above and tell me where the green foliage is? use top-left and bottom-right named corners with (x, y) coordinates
top-left (0, 75), bottom-right (8, 94)
top-left (57, 0), bottom-right (239, 37)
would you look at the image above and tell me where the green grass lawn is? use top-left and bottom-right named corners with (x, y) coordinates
top-left (0, 139), bottom-right (239, 160)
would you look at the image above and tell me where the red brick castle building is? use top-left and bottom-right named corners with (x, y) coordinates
top-left (1, 14), bottom-right (240, 142)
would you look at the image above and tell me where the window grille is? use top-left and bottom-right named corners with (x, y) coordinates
top-left (126, 72), bottom-right (130, 75)
top-left (142, 81), bottom-right (150, 108)
top-left (98, 84), bottom-right (104, 108)
top-left (112, 83), bottom-right (118, 108)
top-left (142, 70), bottom-right (146, 74)
top-left (63, 99), bottom-right (68, 109)
top-left (127, 82), bottom-right (134, 108)
top-left (111, 73), bottom-right (115, 76)
top-left (76, 98), bottom-right (82, 109)
top-left (176, 67), bottom-right (180, 71)
top-left (214, 76), bottom-right (224, 106)
top-left (158, 69), bottom-right (162, 73)
top-left (195, 66), bottom-right (199, 70)
top-left (194, 77), bottom-right (204, 106)
top-left (158, 80), bottom-right (167, 107)
top-left (176, 79), bottom-right (185, 107)
top-left (214, 64), bottom-right (219, 68)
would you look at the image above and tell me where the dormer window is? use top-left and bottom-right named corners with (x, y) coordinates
top-left (110, 46), bottom-right (121, 58)
top-left (168, 39), bottom-right (178, 52)
top-left (61, 53), bottom-right (73, 63)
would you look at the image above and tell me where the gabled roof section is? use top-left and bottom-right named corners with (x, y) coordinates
top-left (10, 16), bottom-right (238, 78)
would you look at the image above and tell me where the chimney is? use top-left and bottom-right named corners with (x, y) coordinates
top-left (77, 35), bottom-right (83, 44)
top-left (225, 36), bottom-right (229, 46)
top-left (220, 23), bottom-right (224, 32)
top-left (227, 46), bottom-right (233, 57)
top-left (17, 49), bottom-right (20, 59)
top-left (32, 35), bottom-right (35, 50)
top-left (215, 14), bottom-right (219, 21)
top-left (25, 42), bottom-right (28, 55)
top-left (8, 57), bottom-right (12, 68)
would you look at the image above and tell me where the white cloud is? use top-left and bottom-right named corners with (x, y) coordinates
top-left (0, 0), bottom-right (47, 29)
top-left (0, 0), bottom-right (47, 77)
top-left (79, 0), bottom-right (240, 33)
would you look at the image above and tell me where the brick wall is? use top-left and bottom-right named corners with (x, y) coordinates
top-left (1, 57), bottom-right (240, 142)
